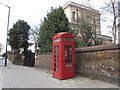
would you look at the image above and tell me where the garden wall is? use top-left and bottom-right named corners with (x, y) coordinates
top-left (36, 44), bottom-right (119, 84)
top-left (75, 44), bottom-right (119, 84)
top-left (37, 52), bottom-right (53, 70)
top-left (8, 52), bottom-right (35, 67)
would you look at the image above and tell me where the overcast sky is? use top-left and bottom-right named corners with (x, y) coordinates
top-left (0, 0), bottom-right (111, 54)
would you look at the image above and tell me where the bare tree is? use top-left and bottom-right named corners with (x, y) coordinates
top-left (101, 0), bottom-right (119, 44)
top-left (0, 43), bottom-right (3, 53)
top-left (118, 0), bottom-right (120, 44)
top-left (29, 25), bottom-right (39, 67)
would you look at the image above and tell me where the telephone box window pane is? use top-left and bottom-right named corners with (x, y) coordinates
top-left (70, 54), bottom-right (72, 58)
top-left (54, 55), bottom-right (56, 58)
top-left (68, 45), bottom-right (69, 49)
top-left (54, 46), bottom-right (56, 49)
top-left (54, 63), bottom-right (56, 67)
top-left (65, 59), bottom-right (67, 63)
top-left (68, 50), bottom-right (69, 53)
top-left (54, 45), bottom-right (59, 72)
top-left (65, 64), bottom-right (67, 67)
top-left (57, 55), bottom-right (59, 58)
top-left (57, 58), bottom-right (59, 64)
top-left (70, 54), bottom-right (72, 62)
top-left (65, 50), bottom-right (67, 53)
top-left (65, 53), bottom-right (67, 58)
top-left (70, 45), bottom-right (72, 53)
top-left (65, 45), bottom-right (67, 50)
top-left (54, 68), bottom-right (56, 71)
top-left (68, 54), bottom-right (69, 58)
top-left (68, 59), bottom-right (69, 63)
top-left (54, 59), bottom-right (56, 62)
top-left (68, 64), bottom-right (70, 67)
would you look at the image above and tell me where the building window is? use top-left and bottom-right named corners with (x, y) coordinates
top-left (72, 12), bottom-right (75, 20)
top-left (87, 15), bottom-right (90, 24)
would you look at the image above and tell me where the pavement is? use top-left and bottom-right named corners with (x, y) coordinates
top-left (0, 60), bottom-right (119, 88)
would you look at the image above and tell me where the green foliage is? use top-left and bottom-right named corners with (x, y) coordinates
top-left (74, 38), bottom-right (87, 48)
top-left (38, 7), bottom-right (72, 52)
top-left (90, 76), bottom-right (97, 80)
top-left (8, 20), bottom-right (30, 52)
top-left (94, 40), bottom-right (102, 46)
top-left (78, 19), bottom-right (94, 46)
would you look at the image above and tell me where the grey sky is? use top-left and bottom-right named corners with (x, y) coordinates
top-left (0, 0), bottom-right (111, 54)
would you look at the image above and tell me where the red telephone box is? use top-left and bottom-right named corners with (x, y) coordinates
top-left (52, 32), bottom-right (75, 79)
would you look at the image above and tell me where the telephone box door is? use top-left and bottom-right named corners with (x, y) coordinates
top-left (62, 42), bottom-right (75, 79)
top-left (53, 41), bottom-right (62, 79)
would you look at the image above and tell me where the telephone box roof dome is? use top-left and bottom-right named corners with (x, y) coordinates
top-left (53, 32), bottom-right (74, 40)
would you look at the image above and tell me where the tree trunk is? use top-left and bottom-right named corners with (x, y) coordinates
top-left (111, 0), bottom-right (117, 44)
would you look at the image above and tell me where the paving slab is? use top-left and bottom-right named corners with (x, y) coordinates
top-left (0, 60), bottom-right (118, 88)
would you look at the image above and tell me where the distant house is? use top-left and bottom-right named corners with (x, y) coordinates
top-left (63, 1), bottom-right (112, 44)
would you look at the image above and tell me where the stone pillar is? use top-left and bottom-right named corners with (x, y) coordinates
top-left (22, 54), bottom-right (25, 65)
top-left (11, 52), bottom-right (15, 63)
top-left (35, 51), bottom-right (38, 67)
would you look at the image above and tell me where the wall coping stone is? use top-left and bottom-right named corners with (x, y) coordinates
top-left (38, 52), bottom-right (52, 55)
top-left (75, 44), bottom-right (120, 53)
top-left (37, 44), bottom-right (120, 54)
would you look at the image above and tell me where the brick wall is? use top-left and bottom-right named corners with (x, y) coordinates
top-left (37, 52), bottom-right (53, 70)
top-left (36, 44), bottom-right (119, 84)
top-left (75, 44), bottom-right (119, 84)
top-left (8, 53), bottom-right (22, 65)
top-left (8, 52), bottom-right (35, 67)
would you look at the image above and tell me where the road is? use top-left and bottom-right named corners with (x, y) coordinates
top-left (0, 60), bottom-right (118, 88)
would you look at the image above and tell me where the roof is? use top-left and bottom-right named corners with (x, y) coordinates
top-left (96, 34), bottom-right (112, 41)
top-left (63, 1), bottom-right (100, 14)
top-left (52, 32), bottom-right (74, 40)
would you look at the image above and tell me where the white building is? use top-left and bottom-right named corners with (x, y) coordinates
top-left (63, 1), bottom-right (112, 44)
